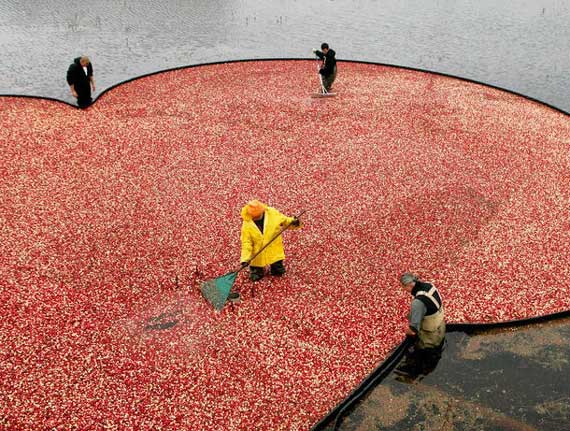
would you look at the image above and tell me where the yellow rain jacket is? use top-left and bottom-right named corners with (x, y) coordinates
top-left (240, 205), bottom-right (301, 267)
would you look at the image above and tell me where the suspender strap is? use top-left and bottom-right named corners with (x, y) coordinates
top-left (415, 286), bottom-right (441, 310)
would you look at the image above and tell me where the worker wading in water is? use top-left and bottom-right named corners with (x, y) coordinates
top-left (396, 272), bottom-right (446, 378)
top-left (240, 200), bottom-right (301, 282)
top-left (313, 43), bottom-right (337, 93)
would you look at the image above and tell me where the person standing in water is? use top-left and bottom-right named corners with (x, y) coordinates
top-left (313, 43), bottom-right (337, 93)
top-left (66, 56), bottom-right (96, 108)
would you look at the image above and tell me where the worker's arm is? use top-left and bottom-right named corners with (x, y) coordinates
top-left (240, 224), bottom-right (254, 264)
top-left (405, 326), bottom-right (417, 337)
top-left (278, 210), bottom-right (302, 230)
top-left (66, 65), bottom-right (78, 97)
top-left (406, 299), bottom-right (426, 337)
top-left (88, 63), bottom-right (96, 91)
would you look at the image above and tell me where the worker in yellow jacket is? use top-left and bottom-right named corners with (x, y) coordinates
top-left (240, 200), bottom-right (302, 281)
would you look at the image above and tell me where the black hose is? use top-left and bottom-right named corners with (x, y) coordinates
top-left (310, 337), bottom-right (413, 431)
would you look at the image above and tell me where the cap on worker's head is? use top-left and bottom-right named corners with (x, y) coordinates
top-left (400, 272), bottom-right (418, 286)
top-left (241, 199), bottom-right (267, 221)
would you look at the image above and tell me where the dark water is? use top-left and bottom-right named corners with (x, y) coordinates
top-left (0, 0), bottom-right (569, 112)
top-left (330, 317), bottom-right (570, 431)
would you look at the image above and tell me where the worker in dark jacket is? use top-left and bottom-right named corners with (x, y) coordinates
top-left (66, 56), bottom-right (95, 108)
top-left (395, 272), bottom-right (446, 379)
top-left (313, 43), bottom-right (337, 93)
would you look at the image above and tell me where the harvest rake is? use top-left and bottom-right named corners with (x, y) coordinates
top-left (200, 210), bottom-right (305, 310)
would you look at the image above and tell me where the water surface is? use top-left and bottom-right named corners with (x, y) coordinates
top-left (0, 0), bottom-right (568, 111)
top-left (330, 317), bottom-right (570, 430)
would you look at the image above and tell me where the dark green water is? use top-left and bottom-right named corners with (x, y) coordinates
top-left (331, 318), bottom-right (570, 431)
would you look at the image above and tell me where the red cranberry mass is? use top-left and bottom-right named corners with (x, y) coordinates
top-left (0, 61), bottom-right (568, 429)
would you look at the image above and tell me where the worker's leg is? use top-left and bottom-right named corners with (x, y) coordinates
top-left (327, 66), bottom-right (337, 91)
top-left (270, 260), bottom-right (286, 276)
top-left (418, 342), bottom-right (444, 375)
top-left (322, 75), bottom-right (333, 92)
top-left (418, 321), bottom-right (446, 349)
top-left (249, 266), bottom-right (264, 282)
top-left (395, 339), bottom-right (422, 377)
top-left (322, 67), bottom-right (337, 92)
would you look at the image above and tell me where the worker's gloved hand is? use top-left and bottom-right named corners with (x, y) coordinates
top-left (240, 261), bottom-right (249, 268)
top-left (312, 48), bottom-right (318, 54)
top-left (291, 217), bottom-right (301, 227)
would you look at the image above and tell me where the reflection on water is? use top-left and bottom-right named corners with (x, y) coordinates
top-left (331, 317), bottom-right (570, 430)
top-left (0, 0), bottom-right (569, 111)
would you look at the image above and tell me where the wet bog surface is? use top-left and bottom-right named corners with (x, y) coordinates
top-left (332, 317), bottom-right (570, 431)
